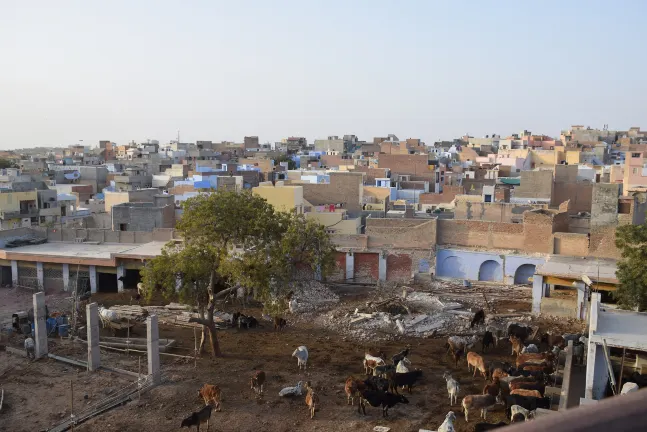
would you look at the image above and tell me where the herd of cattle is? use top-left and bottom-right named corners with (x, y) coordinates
top-left (178, 311), bottom-right (590, 431)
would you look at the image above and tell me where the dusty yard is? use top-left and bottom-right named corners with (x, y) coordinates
top-left (0, 283), bottom-right (582, 432)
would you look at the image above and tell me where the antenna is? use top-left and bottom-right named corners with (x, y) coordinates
top-left (177, 130), bottom-right (180, 144)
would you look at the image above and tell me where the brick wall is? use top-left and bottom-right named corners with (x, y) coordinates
top-left (589, 226), bottom-right (621, 259)
top-left (454, 200), bottom-right (547, 223)
top-left (301, 172), bottom-right (363, 212)
top-left (331, 234), bottom-right (368, 248)
top-left (329, 251), bottom-right (346, 281)
top-left (515, 170), bottom-right (553, 199)
top-left (386, 254), bottom-right (412, 281)
top-left (366, 219), bottom-right (436, 249)
top-left (377, 154), bottom-right (431, 175)
top-left (350, 167), bottom-right (389, 184)
top-left (551, 182), bottom-right (593, 214)
top-left (553, 232), bottom-right (590, 256)
top-left (354, 252), bottom-right (379, 282)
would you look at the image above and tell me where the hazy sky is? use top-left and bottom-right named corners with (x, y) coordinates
top-left (2, 1), bottom-right (646, 149)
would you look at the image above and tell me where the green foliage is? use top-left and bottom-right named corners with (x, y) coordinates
top-left (614, 222), bottom-right (647, 311)
top-left (142, 189), bottom-right (335, 312)
top-left (0, 158), bottom-right (16, 169)
top-left (274, 154), bottom-right (297, 170)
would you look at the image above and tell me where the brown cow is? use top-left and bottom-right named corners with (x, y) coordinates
top-left (467, 352), bottom-right (488, 379)
top-left (198, 384), bottom-right (222, 411)
top-left (250, 370), bottom-right (266, 394)
top-left (510, 388), bottom-right (542, 398)
top-left (344, 376), bottom-right (365, 406)
top-left (516, 352), bottom-right (554, 367)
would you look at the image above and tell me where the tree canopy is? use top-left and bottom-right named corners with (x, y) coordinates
top-left (0, 158), bottom-right (17, 169)
top-left (141, 189), bottom-right (335, 356)
top-left (615, 222), bottom-right (647, 311)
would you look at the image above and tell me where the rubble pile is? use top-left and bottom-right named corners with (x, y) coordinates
top-left (289, 280), bottom-right (340, 312)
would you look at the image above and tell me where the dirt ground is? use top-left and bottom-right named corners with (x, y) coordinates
top-left (0, 285), bottom-right (583, 432)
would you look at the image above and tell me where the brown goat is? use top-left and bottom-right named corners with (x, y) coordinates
top-left (509, 336), bottom-right (524, 356)
top-left (250, 370), bottom-right (266, 394)
top-left (467, 352), bottom-right (488, 379)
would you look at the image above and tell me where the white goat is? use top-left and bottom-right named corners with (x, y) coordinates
top-left (521, 344), bottom-right (539, 354)
top-left (292, 346), bottom-right (308, 370)
top-left (438, 411), bottom-right (456, 432)
top-left (278, 381), bottom-right (304, 397)
top-left (363, 353), bottom-right (385, 375)
top-left (447, 335), bottom-right (479, 353)
top-left (396, 357), bottom-right (411, 373)
top-left (510, 404), bottom-right (535, 421)
top-left (443, 371), bottom-right (460, 406)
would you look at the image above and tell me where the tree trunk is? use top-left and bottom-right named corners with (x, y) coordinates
top-left (188, 271), bottom-right (222, 357)
top-left (199, 323), bottom-right (208, 354)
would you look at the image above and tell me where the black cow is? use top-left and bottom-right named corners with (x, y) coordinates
top-left (482, 331), bottom-right (494, 353)
top-left (389, 370), bottom-right (423, 394)
top-left (364, 376), bottom-right (389, 393)
top-left (471, 309), bottom-right (485, 328)
top-left (359, 390), bottom-right (409, 417)
top-left (507, 323), bottom-right (533, 342)
top-left (474, 422), bottom-right (508, 431)
top-left (505, 394), bottom-right (550, 418)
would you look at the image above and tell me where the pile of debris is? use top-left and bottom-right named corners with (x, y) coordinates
top-left (107, 303), bottom-right (231, 329)
top-left (318, 288), bottom-right (533, 342)
top-left (289, 279), bottom-right (339, 313)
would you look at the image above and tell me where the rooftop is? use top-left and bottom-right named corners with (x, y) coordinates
top-left (0, 241), bottom-right (167, 264)
top-left (591, 300), bottom-right (647, 350)
top-left (536, 255), bottom-right (618, 284)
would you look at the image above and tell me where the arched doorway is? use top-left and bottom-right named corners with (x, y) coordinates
top-left (440, 256), bottom-right (465, 278)
top-left (478, 260), bottom-right (502, 282)
top-left (514, 264), bottom-right (536, 285)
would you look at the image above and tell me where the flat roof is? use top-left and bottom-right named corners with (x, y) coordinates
top-left (536, 255), bottom-right (618, 284)
top-left (592, 306), bottom-right (647, 350)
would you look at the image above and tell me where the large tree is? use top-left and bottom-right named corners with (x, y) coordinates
top-left (615, 222), bottom-right (647, 311)
top-left (141, 190), bottom-right (335, 357)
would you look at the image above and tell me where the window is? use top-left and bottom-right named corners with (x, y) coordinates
top-left (119, 223), bottom-right (128, 231)
top-left (633, 168), bottom-right (638, 174)
top-left (632, 153), bottom-right (641, 157)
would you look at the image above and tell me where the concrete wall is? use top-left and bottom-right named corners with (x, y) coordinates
top-left (301, 173), bottom-right (364, 213)
top-left (436, 248), bottom-right (546, 284)
top-left (551, 182), bottom-right (593, 214)
top-left (514, 170), bottom-right (553, 199)
top-left (42, 227), bottom-right (174, 244)
top-left (111, 203), bottom-right (175, 231)
top-left (454, 200), bottom-right (547, 223)
top-left (591, 183), bottom-right (620, 227)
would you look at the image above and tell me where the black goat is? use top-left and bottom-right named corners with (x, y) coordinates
top-left (471, 309), bottom-right (485, 328)
top-left (389, 369), bottom-right (422, 394)
top-left (482, 331), bottom-right (494, 353)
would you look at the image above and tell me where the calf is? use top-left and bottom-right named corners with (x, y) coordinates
top-left (438, 411), bottom-right (457, 432)
top-left (181, 404), bottom-right (213, 431)
top-left (391, 347), bottom-right (410, 366)
top-left (292, 346), bottom-right (309, 370)
top-left (443, 371), bottom-right (460, 406)
top-left (461, 393), bottom-right (499, 422)
top-left (389, 369), bottom-right (423, 394)
top-left (541, 332), bottom-right (565, 349)
top-left (509, 336), bottom-right (524, 356)
top-left (344, 376), bottom-right (365, 406)
top-left (467, 352), bottom-right (488, 379)
top-left (198, 384), bottom-right (222, 411)
top-left (304, 382), bottom-right (319, 419)
top-left (364, 375), bottom-right (389, 393)
top-left (516, 352), bottom-right (554, 368)
top-left (273, 316), bottom-right (287, 331)
top-left (482, 331), bottom-right (494, 353)
top-left (474, 422), bottom-right (508, 432)
top-left (250, 370), bottom-right (265, 394)
top-left (471, 309), bottom-right (485, 328)
top-left (504, 394), bottom-right (550, 418)
top-left (359, 390), bottom-right (409, 417)
top-left (511, 389), bottom-right (542, 398)
top-left (363, 353), bottom-right (386, 375)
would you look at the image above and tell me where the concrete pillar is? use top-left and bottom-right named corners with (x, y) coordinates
top-left (62, 263), bottom-right (70, 292)
top-left (36, 262), bottom-right (44, 291)
top-left (558, 340), bottom-right (574, 412)
top-left (86, 302), bottom-right (101, 371)
top-left (147, 314), bottom-right (161, 384)
top-left (314, 264), bottom-right (322, 281)
top-left (89, 265), bottom-right (97, 293)
top-left (11, 260), bottom-right (18, 287)
top-left (532, 274), bottom-right (544, 314)
top-left (585, 342), bottom-right (609, 400)
top-left (575, 282), bottom-right (587, 320)
top-left (345, 252), bottom-right (354, 280)
top-left (33, 292), bottom-right (48, 358)
top-left (378, 252), bottom-right (387, 281)
top-left (117, 264), bottom-right (125, 292)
